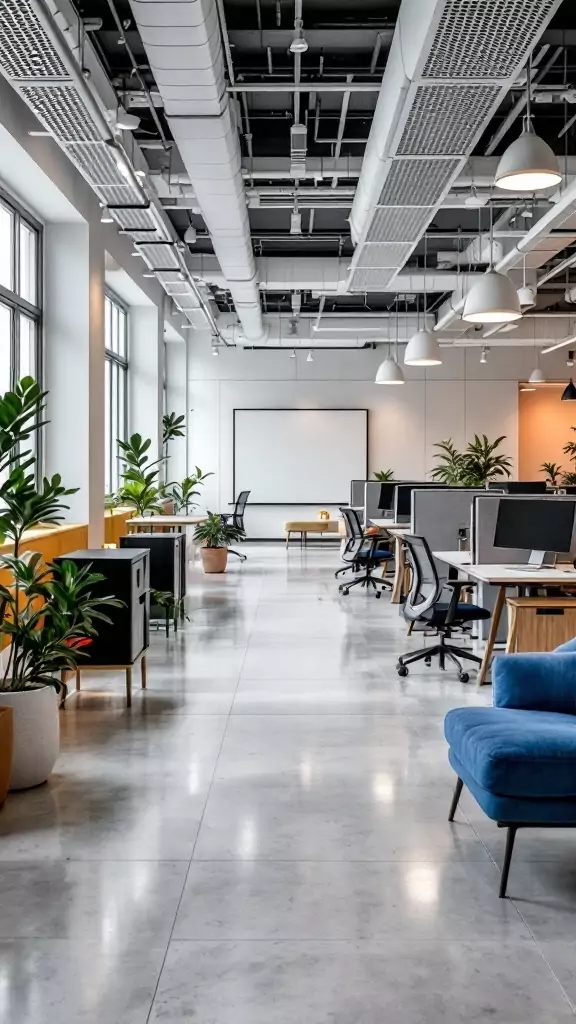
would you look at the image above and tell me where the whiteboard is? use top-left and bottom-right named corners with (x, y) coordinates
top-left (233, 409), bottom-right (368, 503)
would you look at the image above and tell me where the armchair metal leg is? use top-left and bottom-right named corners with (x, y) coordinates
top-left (448, 777), bottom-right (463, 822)
top-left (499, 825), bottom-right (518, 898)
top-left (228, 549), bottom-right (247, 561)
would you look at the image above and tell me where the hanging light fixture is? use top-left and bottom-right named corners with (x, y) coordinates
top-left (184, 222), bottom-right (197, 245)
top-left (100, 206), bottom-right (113, 223)
top-left (463, 206), bottom-right (522, 324)
top-left (517, 253), bottom-right (536, 308)
top-left (404, 236), bottom-right (442, 365)
top-left (290, 349), bottom-right (296, 359)
top-left (528, 368), bottom-right (545, 384)
top-left (290, 18), bottom-right (308, 53)
top-left (495, 56), bottom-right (562, 192)
top-left (375, 299), bottom-right (405, 384)
top-left (562, 379), bottom-right (576, 401)
top-left (306, 350), bottom-right (314, 362)
top-left (480, 347), bottom-right (489, 364)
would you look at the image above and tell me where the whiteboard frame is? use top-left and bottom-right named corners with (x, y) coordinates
top-left (232, 408), bottom-right (369, 504)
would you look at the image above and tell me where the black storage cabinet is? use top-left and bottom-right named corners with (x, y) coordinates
top-left (55, 548), bottom-right (149, 665)
top-left (119, 532), bottom-right (185, 602)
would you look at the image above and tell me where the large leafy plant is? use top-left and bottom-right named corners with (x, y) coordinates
top-left (541, 461), bottom-right (563, 487)
top-left (0, 378), bottom-right (123, 692)
top-left (163, 466), bottom-right (213, 514)
top-left (193, 512), bottom-right (244, 549)
top-left (373, 469), bottom-right (394, 482)
top-left (162, 412), bottom-right (186, 460)
top-left (432, 435), bottom-right (512, 487)
top-left (117, 433), bottom-right (166, 516)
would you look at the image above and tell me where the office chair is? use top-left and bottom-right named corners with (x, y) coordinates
top-left (397, 535), bottom-right (490, 682)
top-left (337, 507), bottom-right (393, 598)
top-left (221, 489), bottom-right (250, 561)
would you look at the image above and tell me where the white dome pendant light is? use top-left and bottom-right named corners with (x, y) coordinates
top-left (463, 205), bottom-right (522, 324)
top-left (495, 56), bottom-right (561, 193)
top-left (404, 236), bottom-right (442, 366)
top-left (375, 298), bottom-right (405, 384)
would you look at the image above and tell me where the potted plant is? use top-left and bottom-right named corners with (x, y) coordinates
top-left (117, 433), bottom-right (166, 516)
top-left (541, 461), bottom-right (563, 487)
top-left (193, 512), bottom-right (244, 573)
top-left (163, 466), bottom-right (213, 514)
top-left (373, 469), bottom-right (395, 481)
top-left (432, 435), bottom-right (512, 487)
top-left (0, 377), bottom-right (122, 789)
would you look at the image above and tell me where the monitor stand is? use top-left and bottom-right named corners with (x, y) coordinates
top-left (507, 550), bottom-right (553, 572)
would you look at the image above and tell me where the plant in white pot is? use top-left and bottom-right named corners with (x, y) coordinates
top-left (193, 512), bottom-right (244, 574)
top-left (0, 378), bottom-right (122, 789)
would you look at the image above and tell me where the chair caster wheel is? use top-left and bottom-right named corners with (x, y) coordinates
top-left (425, 657), bottom-right (431, 667)
top-left (459, 672), bottom-right (469, 683)
top-left (397, 665), bottom-right (409, 677)
top-left (375, 591), bottom-right (381, 599)
top-left (341, 589), bottom-right (349, 596)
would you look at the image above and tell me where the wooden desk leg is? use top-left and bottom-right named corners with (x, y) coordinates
top-left (505, 604), bottom-right (517, 654)
top-left (75, 669), bottom-right (81, 692)
top-left (391, 538), bottom-right (405, 605)
top-left (141, 655), bottom-right (147, 689)
top-left (285, 532), bottom-right (290, 549)
top-left (126, 666), bottom-right (132, 709)
top-left (478, 585), bottom-right (506, 687)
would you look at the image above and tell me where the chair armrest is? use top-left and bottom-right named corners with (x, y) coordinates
top-left (493, 652), bottom-right (576, 713)
top-left (443, 580), bottom-right (476, 624)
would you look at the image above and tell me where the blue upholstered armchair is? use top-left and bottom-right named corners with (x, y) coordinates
top-left (444, 639), bottom-right (576, 897)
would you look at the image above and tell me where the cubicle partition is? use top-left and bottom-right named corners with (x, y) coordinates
top-left (351, 479), bottom-right (369, 507)
top-left (412, 488), bottom-right (487, 565)
top-left (364, 481), bottom-right (387, 525)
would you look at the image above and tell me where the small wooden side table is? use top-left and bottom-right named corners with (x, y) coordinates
top-left (65, 649), bottom-right (148, 709)
top-left (506, 597), bottom-right (576, 654)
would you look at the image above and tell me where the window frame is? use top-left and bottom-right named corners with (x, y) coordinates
top-left (104, 290), bottom-right (129, 495)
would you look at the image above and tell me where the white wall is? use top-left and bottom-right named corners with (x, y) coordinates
top-left (182, 332), bottom-right (574, 538)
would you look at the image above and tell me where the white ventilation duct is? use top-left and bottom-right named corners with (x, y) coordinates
top-left (348, 0), bottom-right (562, 294)
top-left (129, 0), bottom-right (265, 343)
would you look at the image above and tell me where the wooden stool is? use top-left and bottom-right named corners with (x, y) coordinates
top-left (506, 597), bottom-right (576, 654)
top-left (66, 651), bottom-right (148, 708)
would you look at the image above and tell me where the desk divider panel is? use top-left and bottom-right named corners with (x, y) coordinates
top-left (364, 481), bottom-right (385, 526)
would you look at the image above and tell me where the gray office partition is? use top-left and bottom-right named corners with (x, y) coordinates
top-left (473, 493), bottom-right (576, 641)
top-left (351, 479), bottom-right (368, 507)
top-left (412, 488), bottom-right (487, 563)
top-left (364, 481), bottom-right (386, 525)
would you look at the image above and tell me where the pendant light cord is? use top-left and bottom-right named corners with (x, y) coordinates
top-left (525, 52), bottom-right (532, 133)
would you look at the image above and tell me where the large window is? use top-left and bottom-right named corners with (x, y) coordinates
top-left (105, 293), bottom-right (128, 495)
top-left (0, 190), bottom-right (42, 392)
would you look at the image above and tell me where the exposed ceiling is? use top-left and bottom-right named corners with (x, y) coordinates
top-left (4, 0), bottom-right (576, 346)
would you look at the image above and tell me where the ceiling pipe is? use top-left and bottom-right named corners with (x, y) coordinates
top-left (129, 0), bottom-right (266, 344)
top-left (227, 82), bottom-right (380, 92)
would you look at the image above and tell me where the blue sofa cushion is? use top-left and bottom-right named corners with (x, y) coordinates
top-left (445, 706), bottom-right (576, 798)
top-left (449, 749), bottom-right (576, 823)
top-left (493, 653), bottom-right (576, 714)
top-left (555, 636), bottom-right (576, 654)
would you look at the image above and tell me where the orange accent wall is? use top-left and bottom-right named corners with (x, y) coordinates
top-left (519, 385), bottom-right (576, 480)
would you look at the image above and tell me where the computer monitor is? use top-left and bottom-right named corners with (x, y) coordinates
top-left (505, 481), bottom-right (548, 494)
top-left (378, 482), bottom-right (396, 513)
top-left (493, 498), bottom-right (576, 567)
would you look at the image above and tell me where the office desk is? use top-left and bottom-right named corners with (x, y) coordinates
top-left (434, 551), bottom-right (576, 685)
top-left (369, 521), bottom-right (411, 602)
top-left (128, 515), bottom-right (207, 561)
top-left (369, 519), bottom-right (408, 531)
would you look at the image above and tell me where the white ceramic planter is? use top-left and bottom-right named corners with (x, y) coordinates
top-left (0, 686), bottom-right (59, 789)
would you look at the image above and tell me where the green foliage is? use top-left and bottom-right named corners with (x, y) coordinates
top-left (193, 511), bottom-right (244, 549)
top-left (0, 467), bottom-right (77, 555)
top-left (162, 412), bottom-right (186, 447)
top-left (0, 554), bottom-right (123, 692)
top-left (151, 589), bottom-right (189, 623)
top-left (563, 427), bottom-right (576, 463)
top-left (104, 492), bottom-right (119, 511)
top-left (373, 469), bottom-right (395, 482)
top-left (117, 433), bottom-right (166, 516)
top-left (541, 462), bottom-right (563, 486)
top-left (0, 376), bottom-right (46, 480)
top-left (432, 435), bottom-right (512, 487)
top-left (562, 471), bottom-right (576, 486)
top-left (163, 466), bottom-right (214, 514)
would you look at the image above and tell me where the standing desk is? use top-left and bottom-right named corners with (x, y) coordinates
top-left (434, 551), bottom-right (576, 685)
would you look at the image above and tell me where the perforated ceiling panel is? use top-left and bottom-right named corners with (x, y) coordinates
top-left (20, 86), bottom-right (101, 143)
top-left (0, 1), bottom-right (67, 78)
top-left (348, 0), bottom-right (562, 293)
top-left (422, 0), bottom-right (560, 80)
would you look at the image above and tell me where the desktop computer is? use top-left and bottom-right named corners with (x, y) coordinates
top-left (493, 498), bottom-right (576, 569)
top-left (377, 482), bottom-right (395, 516)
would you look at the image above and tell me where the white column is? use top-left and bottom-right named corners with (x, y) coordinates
top-left (44, 222), bottom-right (105, 547)
top-left (129, 304), bottom-right (164, 464)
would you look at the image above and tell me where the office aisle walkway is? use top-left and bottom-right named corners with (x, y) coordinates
top-left (1, 545), bottom-right (576, 1021)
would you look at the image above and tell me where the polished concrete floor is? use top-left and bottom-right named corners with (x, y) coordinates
top-left (1, 544), bottom-right (576, 1021)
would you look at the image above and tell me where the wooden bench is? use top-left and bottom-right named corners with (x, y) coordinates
top-left (285, 520), bottom-right (341, 547)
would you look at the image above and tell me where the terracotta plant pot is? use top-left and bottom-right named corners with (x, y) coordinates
top-left (0, 707), bottom-right (14, 808)
top-left (200, 546), bottom-right (228, 573)
top-left (0, 687), bottom-right (59, 790)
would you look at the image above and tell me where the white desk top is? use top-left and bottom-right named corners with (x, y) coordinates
top-left (434, 550), bottom-right (576, 585)
top-left (129, 514), bottom-right (207, 526)
top-left (370, 519), bottom-right (410, 531)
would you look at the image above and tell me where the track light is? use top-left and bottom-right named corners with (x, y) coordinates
top-left (306, 350), bottom-right (314, 362)
top-left (375, 357), bottom-right (405, 384)
top-left (100, 206), bottom-right (113, 223)
top-left (114, 108), bottom-right (140, 131)
top-left (184, 224), bottom-right (197, 245)
top-left (290, 349), bottom-right (296, 359)
top-left (290, 19), bottom-right (308, 53)
top-left (568, 351), bottom-right (575, 368)
top-left (212, 346), bottom-right (219, 357)
top-left (404, 330), bottom-right (442, 366)
top-left (480, 347), bottom-right (489, 364)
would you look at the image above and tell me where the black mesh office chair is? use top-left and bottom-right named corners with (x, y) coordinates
top-left (397, 535), bottom-right (490, 682)
top-left (337, 507), bottom-right (393, 598)
top-left (221, 490), bottom-right (250, 561)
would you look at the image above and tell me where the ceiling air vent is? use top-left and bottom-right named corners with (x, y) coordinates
top-left (290, 124), bottom-right (307, 179)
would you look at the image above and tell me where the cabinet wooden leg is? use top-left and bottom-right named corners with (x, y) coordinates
top-left (141, 656), bottom-right (147, 689)
top-left (505, 605), bottom-right (517, 654)
top-left (126, 667), bottom-right (132, 708)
